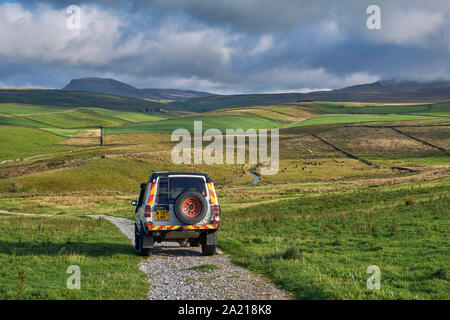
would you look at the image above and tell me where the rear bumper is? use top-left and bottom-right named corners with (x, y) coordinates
top-left (146, 224), bottom-right (219, 231)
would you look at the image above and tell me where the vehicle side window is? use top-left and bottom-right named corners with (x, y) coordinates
top-left (136, 184), bottom-right (147, 212)
top-left (157, 178), bottom-right (169, 205)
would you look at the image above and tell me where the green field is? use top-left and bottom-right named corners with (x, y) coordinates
top-left (0, 105), bottom-right (167, 129)
top-left (220, 178), bottom-right (450, 299)
top-left (0, 215), bottom-right (148, 299)
top-left (87, 108), bottom-right (166, 122)
top-left (0, 126), bottom-right (77, 161)
top-left (284, 114), bottom-right (446, 128)
top-left (105, 115), bottom-right (283, 134)
top-left (0, 104), bottom-right (65, 115)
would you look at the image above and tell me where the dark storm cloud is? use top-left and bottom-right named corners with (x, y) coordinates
top-left (1, 0), bottom-right (450, 93)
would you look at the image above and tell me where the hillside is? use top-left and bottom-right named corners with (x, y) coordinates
top-left (0, 89), bottom-right (171, 113)
top-left (63, 77), bottom-right (214, 101)
top-left (2, 80), bottom-right (450, 114)
top-left (169, 80), bottom-right (450, 111)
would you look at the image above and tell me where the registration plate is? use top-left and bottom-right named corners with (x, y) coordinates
top-left (155, 210), bottom-right (170, 220)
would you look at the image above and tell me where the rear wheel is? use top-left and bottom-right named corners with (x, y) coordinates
top-left (201, 231), bottom-right (217, 256)
top-left (139, 226), bottom-right (152, 256)
top-left (134, 224), bottom-right (140, 250)
top-left (201, 242), bottom-right (216, 256)
top-left (190, 240), bottom-right (200, 247)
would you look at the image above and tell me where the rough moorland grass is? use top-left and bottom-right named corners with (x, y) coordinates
top-left (0, 215), bottom-right (148, 299)
top-left (0, 154), bottom-right (245, 193)
top-left (0, 104), bottom-right (65, 115)
top-left (219, 178), bottom-right (450, 299)
top-left (369, 154), bottom-right (450, 167)
top-left (0, 126), bottom-right (78, 161)
top-left (0, 192), bottom-right (136, 219)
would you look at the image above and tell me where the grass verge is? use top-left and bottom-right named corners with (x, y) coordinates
top-left (219, 178), bottom-right (450, 299)
top-left (0, 215), bottom-right (148, 299)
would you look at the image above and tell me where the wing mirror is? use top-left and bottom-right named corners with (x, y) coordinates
top-left (131, 200), bottom-right (138, 206)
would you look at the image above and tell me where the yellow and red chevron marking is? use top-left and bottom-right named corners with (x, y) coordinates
top-left (147, 224), bottom-right (218, 231)
top-left (186, 224), bottom-right (218, 230)
top-left (147, 183), bottom-right (156, 206)
top-left (148, 225), bottom-right (181, 231)
top-left (208, 182), bottom-right (218, 205)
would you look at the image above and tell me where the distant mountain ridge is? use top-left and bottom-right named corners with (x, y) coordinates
top-left (1, 78), bottom-right (448, 113)
top-left (63, 77), bottom-right (214, 101)
top-left (169, 80), bottom-right (450, 111)
top-left (0, 89), bottom-right (169, 113)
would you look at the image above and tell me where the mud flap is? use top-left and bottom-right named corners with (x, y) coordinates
top-left (206, 231), bottom-right (217, 246)
top-left (142, 233), bottom-right (154, 249)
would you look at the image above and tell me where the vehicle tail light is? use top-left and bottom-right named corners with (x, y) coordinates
top-left (211, 205), bottom-right (220, 222)
top-left (144, 205), bottom-right (151, 217)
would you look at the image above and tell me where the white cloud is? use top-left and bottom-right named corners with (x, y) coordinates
top-left (249, 35), bottom-right (274, 55)
top-left (0, 3), bottom-right (136, 64)
top-left (377, 9), bottom-right (445, 46)
top-left (0, 3), bottom-right (237, 72)
top-left (245, 66), bottom-right (379, 91)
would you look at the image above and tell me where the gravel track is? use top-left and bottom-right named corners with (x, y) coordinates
top-left (90, 214), bottom-right (291, 300)
top-left (2, 211), bottom-right (291, 299)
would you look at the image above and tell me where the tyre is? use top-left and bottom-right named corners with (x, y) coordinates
top-left (134, 224), bottom-right (140, 250)
top-left (139, 226), bottom-right (152, 256)
top-left (190, 240), bottom-right (200, 247)
top-left (201, 231), bottom-right (217, 256)
top-left (174, 191), bottom-right (208, 225)
top-left (201, 242), bottom-right (216, 256)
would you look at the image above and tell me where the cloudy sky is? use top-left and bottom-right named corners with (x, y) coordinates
top-left (0, 0), bottom-right (449, 93)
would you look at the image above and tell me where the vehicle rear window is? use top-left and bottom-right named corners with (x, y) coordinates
top-left (168, 177), bottom-right (206, 201)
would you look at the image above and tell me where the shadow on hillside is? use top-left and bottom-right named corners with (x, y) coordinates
top-left (0, 241), bottom-right (136, 257)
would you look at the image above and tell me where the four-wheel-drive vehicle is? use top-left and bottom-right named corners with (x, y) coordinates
top-left (131, 172), bottom-right (221, 256)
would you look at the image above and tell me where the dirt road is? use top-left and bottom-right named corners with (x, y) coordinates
top-left (91, 214), bottom-right (291, 300)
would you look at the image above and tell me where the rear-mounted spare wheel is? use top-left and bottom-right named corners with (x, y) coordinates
top-left (174, 191), bottom-right (208, 224)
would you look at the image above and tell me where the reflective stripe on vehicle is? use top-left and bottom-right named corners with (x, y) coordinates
top-left (147, 224), bottom-right (218, 231)
top-left (148, 225), bottom-right (180, 231)
top-left (186, 224), bottom-right (218, 230)
top-left (208, 182), bottom-right (218, 205)
top-left (147, 182), bottom-right (156, 206)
